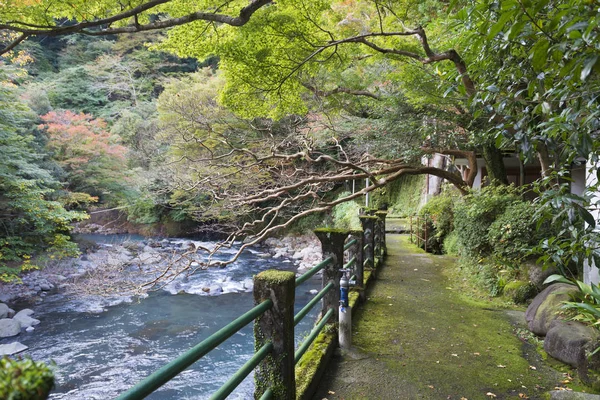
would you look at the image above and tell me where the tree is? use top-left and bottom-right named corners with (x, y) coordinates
top-left (39, 110), bottom-right (132, 204)
top-left (0, 66), bottom-right (86, 281)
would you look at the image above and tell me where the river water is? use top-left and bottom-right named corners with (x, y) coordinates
top-left (3, 236), bottom-right (321, 399)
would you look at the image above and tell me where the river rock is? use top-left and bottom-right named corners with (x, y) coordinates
top-left (0, 318), bottom-right (21, 338)
top-left (0, 342), bottom-right (28, 355)
top-left (0, 303), bottom-right (14, 318)
top-left (13, 309), bottom-right (40, 329)
top-left (138, 251), bottom-right (162, 264)
top-left (526, 283), bottom-right (578, 336)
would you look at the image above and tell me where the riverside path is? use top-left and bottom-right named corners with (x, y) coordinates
top-left (313, 233), bottom-right (572, 400)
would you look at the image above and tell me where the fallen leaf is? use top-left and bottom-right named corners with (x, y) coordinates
top-left (414, 268), bottom-right (418, 271)
top-left (328, 391), bottom-right (335, 395)
top-left (518, 394), bottom-right (529, 399)
top-left (452, 354), bottom-right (459, 357)
top-left (529, 366), bottom-right (536, 370)
top-left (486, 393), bottom-right (497, 398)
top-left (428, 385), bottom-right (434, 389)
top-left (461, 398), bottom-right (468, 400)
top-left (497, 365), bottom-right (506, 368)
top-left (431, 327), bottom-right (436, 330)
top-left (473, 352), bottom-right (480, 356)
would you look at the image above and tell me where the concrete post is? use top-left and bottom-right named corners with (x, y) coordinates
top-left (253, 270), bottom-right (296, 400)
top-left (314, 229), bottom-right (348, 322)
top-left (359, 216), bottom-right (376, 275)
top-left (376, 211), bottom-right (388, 256)
top-left (348, 229), bottom-right (365, 301)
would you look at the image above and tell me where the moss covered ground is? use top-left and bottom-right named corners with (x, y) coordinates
top-left (313, 235), bottom-right (582, 399)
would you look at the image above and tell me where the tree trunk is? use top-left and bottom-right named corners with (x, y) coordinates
top-left (482, 145), bottom-right (508, 185)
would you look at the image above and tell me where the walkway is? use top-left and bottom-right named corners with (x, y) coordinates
top-left (313, 234), bottom-right (567, 400)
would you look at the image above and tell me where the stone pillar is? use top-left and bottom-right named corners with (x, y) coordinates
top-left (376, 211), bottom-right (388, 256)
top-left (348, 229), bottom-right (365, 301)
top-left (314, 229), bottom-right (348, 322)
top-left (253, 270), bottom-right (296, 400)
top-left (360, 216), bottom-right (377, 274)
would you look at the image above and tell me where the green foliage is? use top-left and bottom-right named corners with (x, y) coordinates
top-left (453, 184), bottom-right (522, 258)
top-left (456, 0), bottom-right (600, 166)
top-left (419, 191), bottom-right (457, 254)
top-left (545, 274), bottom-right (600, 331)
top-left (443, 231), bottom-right (460, 256)
top-left (331, 193), bottom-right (361, 230)
top-left (0, 70), bottom-right (87, 281)
top-left (383, 175), bottom-right (426, 217)
top-left (531, 175), bottom-right (600, 278)
top-left (488, 201), bottom-right (549, 262)
top-left (0, 357), bottom-right (54, 400)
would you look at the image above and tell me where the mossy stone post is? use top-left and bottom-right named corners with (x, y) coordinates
top-left (314, 229), bottom-right (348, 322)
top-left (360, 216), bottom-right (377, 277)
top-left (348, 229), bottom-right (365, 301)
top-left (253, 270), bottom-right (296, 400)
top-left (375, 210), bottom-right (388, 257)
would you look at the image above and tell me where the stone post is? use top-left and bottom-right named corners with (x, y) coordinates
top-left (375, 211), bottom-right (388, 256)
top-left (314, 229), bottom-right (348, 322)
top-left (348, 229), bottom-right (365, 301)
top-left (359, 216), bottom-right (377, 275)
top-left (253, 270), bottom-right (296, 400)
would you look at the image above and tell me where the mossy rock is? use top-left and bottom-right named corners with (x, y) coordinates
top-left (503, 280), bottom-right (538, 304)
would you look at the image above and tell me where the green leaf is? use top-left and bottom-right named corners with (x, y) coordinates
top-left (543, 274), bottom-right (573, 285)
top-left (581, 55), bottom-right (598, 81)
top-left (531, 38), bottom-right (550, 72)
top-left (488, 12), bottom-right (514, 39)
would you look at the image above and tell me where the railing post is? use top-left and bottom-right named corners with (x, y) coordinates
top-left (375, 210), bottom-right (387, 256)
top-left (359, 216), bottom-right (376, 275)
top-left (348, 229), bottom-right (365, 301)
top-left (314, 229), bottom-right (348, 323)
top-left (253, 270), bottom-right (296, 400)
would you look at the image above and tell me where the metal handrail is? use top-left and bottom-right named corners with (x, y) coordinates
top-left (294, 308), bottom-right (334, 364)
top-left (259, 389), bottom-right (273, 400)
top-left (115, 299), bottom-right (273, 400)
top-left (294, 282), bottom-right (333, 326)
top-left (209, 342), bottom-right (274, 400)
top-left (295, 256), bottom-right (333, 286)
top-left (343, 256), bottom-right (356, 270)
top-left (343, 238), bottom-right (357, 251)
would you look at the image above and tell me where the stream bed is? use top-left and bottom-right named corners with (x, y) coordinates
top-left (2, 236), bottom-right (321, 399)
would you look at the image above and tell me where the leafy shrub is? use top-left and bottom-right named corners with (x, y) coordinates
top-left (331, 194), bottom-right (362, 230)
top-left (545, 275), bottom-right (600, 331)
top-left (418, 192), bottom-right (456, 254)
top-left (453, 185), bottom-right (522, 258)
top-left (488, 201), bottom-right (550, 262)
top-left (0, 357), bottom-right (54, 399)
top-left (443, 231), bottom-right (460, 255)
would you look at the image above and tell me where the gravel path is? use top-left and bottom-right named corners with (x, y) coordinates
top-left (313, 234), bottom-right (568, 400)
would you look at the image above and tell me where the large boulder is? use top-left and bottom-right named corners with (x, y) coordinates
top-left (525, 261), bottom-right (559, 290)
top-left (0, 303), bottom-right (14, 319)
top-left (13, 309), bottom-right (40, 329)
top-left (0, 318), bottom-right (21, 338)
top-left (0, 342), bottom-right (28, 356)
top-left (525, 283), bottom-right (578, 336)
top-left (544, 320), bottom-right (600, 387)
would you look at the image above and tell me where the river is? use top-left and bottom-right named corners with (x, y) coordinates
top-left (2, 235), bottom-right (321, 399)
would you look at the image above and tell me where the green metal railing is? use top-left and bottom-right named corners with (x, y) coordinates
top-left (115, 219), bottom-right (386, 400)
top-left (343, 238), bottom-right (357, 251)
top-left (116, 299), bottom-right (273, 400)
